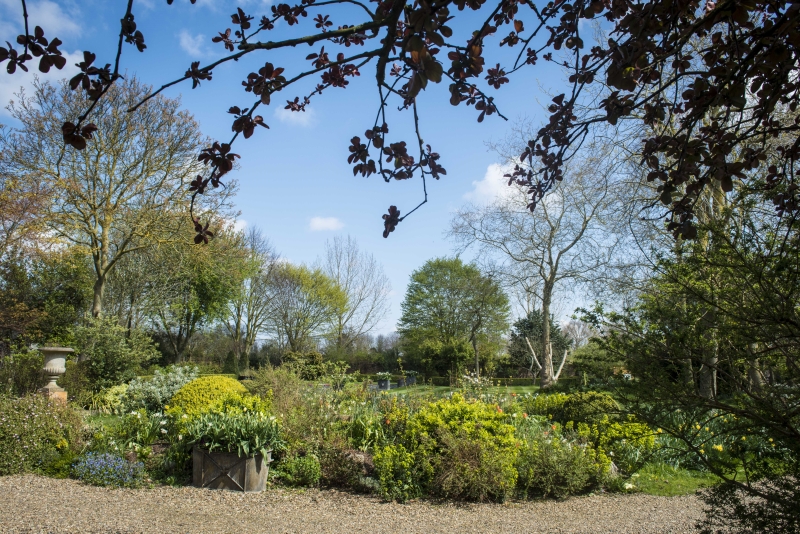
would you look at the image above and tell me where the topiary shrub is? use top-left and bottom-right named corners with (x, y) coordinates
top-left (0, 395), bottom-right (83, 475)
top-left (560, 392), bottom-right (619, 424)
top-left (167, 375), bottom-right (248, 420)
top-left (71, 452), bottom-right (146, 488)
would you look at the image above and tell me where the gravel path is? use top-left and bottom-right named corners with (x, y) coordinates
top-left (0, 475), bottom-right (704, 533)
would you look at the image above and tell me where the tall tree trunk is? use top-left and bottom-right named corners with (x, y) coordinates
top-left (472, 335), bottom-right (480, 378)
top-left (92, 274), bottom-right (105, 318)
top-left (540, 281), bottom-right (554, 388)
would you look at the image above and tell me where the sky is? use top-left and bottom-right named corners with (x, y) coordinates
top-left (0, 0), bottom-right (571, 335)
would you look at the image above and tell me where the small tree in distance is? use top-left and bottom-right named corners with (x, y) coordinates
top-left (398, 257), bottom-right (509, 378)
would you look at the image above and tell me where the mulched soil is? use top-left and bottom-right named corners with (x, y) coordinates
top-left (0, 475), bottom-right (705, 533)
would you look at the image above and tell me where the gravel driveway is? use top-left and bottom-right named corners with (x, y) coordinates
top-left (0, 475), bottom-right (704, 533)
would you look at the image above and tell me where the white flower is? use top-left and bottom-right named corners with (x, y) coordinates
top-left (182, 414), bottom-right (188, 419)
top-left (178, 435), bottom-right (183, 441)
top-left (160, 428), bottom-right (167, 434)
top-left (624, 483), bottom-right (635, 490)
top-left (160, 420), bottom-right (167, 426)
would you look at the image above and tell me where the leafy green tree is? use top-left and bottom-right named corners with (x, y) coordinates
top-left (148, 226), bottom-right (249, 363)
top-left (267, 263), bottom-right (347, 353)
top-left (587, 186), bottom-right (800, 532)
top-left (73, 316), bottom-right (159, 391)
top-left (0, 247), bottom-right (92, 352)
top-left (398, 258), bottom-right (509, 378)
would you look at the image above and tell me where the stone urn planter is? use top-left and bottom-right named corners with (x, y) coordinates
top-left (396, 377), bottom-right (406, 388)
top-left (39, 346), bottom-right (74, 402)
top-left (377, 378), bottom-right (390, 390)
top-left (193, 446), bottom-right (272, 493)
top-left (405, 375), bottom-right (417, 386)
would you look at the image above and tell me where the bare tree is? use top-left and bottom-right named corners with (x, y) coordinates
top-left (321, 235), bottom-right (391, 353)
top-left (450, 143), bottom-right (624, 387)
top-left (225, 226), bottom-right (279, 369)
top-left (0, 77), bottom-right (211, 317)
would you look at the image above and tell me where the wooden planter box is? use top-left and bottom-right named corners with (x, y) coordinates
top-left (193, 446), bottom-right (272, 493)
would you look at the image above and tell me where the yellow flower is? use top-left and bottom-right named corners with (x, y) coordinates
top-left (741, 436), bottom-right (746, 440)
top-left (705, 427), bottom-right (709, 432)
top-left (695, 424), bottom-right (701, 430)
top-left (700, 449), bottom-right (705, 454)
top-left (769, 438), bottom-right (773, 442)
top-left (713, 444), bottom-right (723, 452)
top-left (657, 428), bottom-right (663, 433)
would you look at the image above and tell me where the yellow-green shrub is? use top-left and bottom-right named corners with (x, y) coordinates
top-left (167, 375), bottom-right (248, 419)
top-left (165, 376), bottom-right (271, 436)
top-left (375, 393), bottom-right (519, 502)
top-left (561, 391), bottom-right (619, 424)
top-left (574, 415), bottom-right (657, 474)
top-left (521, 392), bottom-right (569, 420)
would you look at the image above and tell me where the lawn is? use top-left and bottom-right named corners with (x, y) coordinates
top-left (386, 384), bottom-right (540, 397)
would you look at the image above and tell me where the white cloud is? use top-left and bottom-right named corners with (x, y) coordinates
top-left (463, 163), bottom-right (517, 204)
top-left (178, 30), bottom-right (209, 57)
top-left (8, 0), bottom-right (80, 36)
top-left (0, 0), bottom-right (80, 51)
top-left (274, 106), bottom-right (316, 127)
top-left (0, 49), bottom-right (83, 118)
top-left (309, 216), bottom-right (344, 231)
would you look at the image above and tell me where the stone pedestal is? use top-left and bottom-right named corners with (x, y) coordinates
top-left (39, 346), bottom-right (74, 403)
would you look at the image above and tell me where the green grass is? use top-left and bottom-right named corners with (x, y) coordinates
top-left (385, 384), bottom-right (540, 397)
top-left (633, 463), bottom-right (721, 496)
top-left (84, 413), bottom-right (121, 426)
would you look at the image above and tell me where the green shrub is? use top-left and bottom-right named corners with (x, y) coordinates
top-left (167, 375), bottom-right (248, 419)
top-left (71, 452), bottom-right (145, 488)
top-left (374, 393), bottom-right (519, 502)
top-left (0, 395), bottom-right (83, 475)
top-left (432, 426), bottom-right (518, 502)
top-left (521, 392), bottom-right (570, 420)
top-left (113, 410), bottom-right (165, 459)
top-left (122, 365), bottom-right (199, 413)
top-left (374, 443), bottom-right (422, 502)
top-left (90, 384), bottom-right (129, 414)
top-left (516, 429), bottom-right (604, 498)
top-left (560, 392), bottom-right (618, 424)
top-left (73, 316), bottom-right (159, 391)
top-left (317, 434), bottom-right (373, 491)
top-left (575, 415), bottom-right (658, 475)
top-left (0, 347), bottom-right (43, 396)
top-left (280, 454), bottom-right (322, 487)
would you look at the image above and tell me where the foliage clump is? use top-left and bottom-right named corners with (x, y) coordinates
top-left (167, 375), bottom-right (249, 420)
top-left (73, 316), bottom-right (159, 391)
top-left (374, 393), bottom-right (518, 502)
top-left (122, 365), bottom-right (199, 414)
top-left (561, 392), bottom-right (618, 424)
top-left (278, 454), bottom-right (322, 487)
top-left (0, 395), bottom-right (83, 476)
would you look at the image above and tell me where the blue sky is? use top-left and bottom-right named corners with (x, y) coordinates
top-left (0, 0), bottom-right (568, 334)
